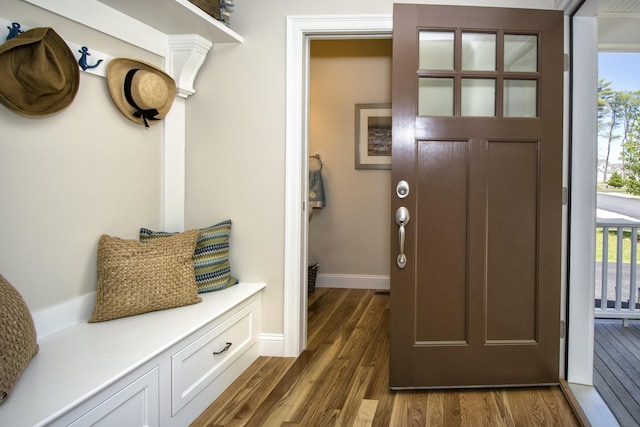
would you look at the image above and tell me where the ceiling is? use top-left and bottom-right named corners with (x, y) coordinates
top-left (597, 0), bottom-right (640, 14)
top-left (572, 0), bottom-right (640, 51)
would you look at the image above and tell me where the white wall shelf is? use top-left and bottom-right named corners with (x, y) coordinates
top-left (97, 0), bottom-right (243, 44)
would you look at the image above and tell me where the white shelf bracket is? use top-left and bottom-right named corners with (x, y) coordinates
top-left (167, 34), bottom-right (213, 99)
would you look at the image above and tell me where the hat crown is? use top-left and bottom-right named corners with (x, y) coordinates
top-left (130, 71), bottom-right (169, 110)
top-left (15, 42), bottom-right (66, 95)
top-left (0, 27), bottom-right (79, 116)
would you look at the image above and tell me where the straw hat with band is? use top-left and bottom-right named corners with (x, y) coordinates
top-left (0, 27), bottom-right (79, 116)
top-left (106, 59), bottom-right (176, 127)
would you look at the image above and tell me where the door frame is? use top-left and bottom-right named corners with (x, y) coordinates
top-left (567, 10), bottom-right (597, 386)
top-left (283, 11), bottom-right (594, 388)
top-left (283, 15), bottom-right (393, 357)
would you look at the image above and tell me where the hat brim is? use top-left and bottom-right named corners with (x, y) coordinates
top-left (0, 27), bottom-right (80, 116)
top-left (106, 58), bottom-right (176, 126)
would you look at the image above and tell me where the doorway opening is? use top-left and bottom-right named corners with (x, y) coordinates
top-left (307, 38), bottom-right (392, 302)
top-left (567, 1), bottom-right (640, 424)
top-left (593, 45), bottom-right (640, 427)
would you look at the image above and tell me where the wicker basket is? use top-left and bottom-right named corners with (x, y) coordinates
top-left (188, 0), bottom-right (221, 20)
top-left (308, 263), bottom-right (319, 294)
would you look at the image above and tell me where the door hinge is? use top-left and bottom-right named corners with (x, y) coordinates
top-left (560, 320), bottom-right (566, 339)
top-left (564, 53), bottom-right (569, 72)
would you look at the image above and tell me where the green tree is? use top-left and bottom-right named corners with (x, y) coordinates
top-left (598, 82), bottom-right (640, 190)
top-left (597, 80), bottom-right (622, 182)
top-left (618, 90), bottom-right (640, 178)
top-left (624, 120), bottom-right (640, 195)
top-left (607, 171), bottom-right (624, 188)
top-left (598, 78), bottom-right (614, 122)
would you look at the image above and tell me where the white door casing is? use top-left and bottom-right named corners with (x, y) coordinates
top-left (284, 15), bottom-right (393, 357)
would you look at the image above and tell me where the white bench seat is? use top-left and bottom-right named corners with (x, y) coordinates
top-left (0, 282), bottom-right (265, 427)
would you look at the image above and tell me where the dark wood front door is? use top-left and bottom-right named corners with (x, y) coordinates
top-left (390, 4), bottom-right (564, 388)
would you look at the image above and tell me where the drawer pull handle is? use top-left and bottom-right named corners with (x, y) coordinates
top-left (213, 342), bottom-right (232, 355)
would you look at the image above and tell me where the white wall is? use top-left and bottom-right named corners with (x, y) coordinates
top-left (308, 39), bottom-right (391, 278)
top-left (0, 1), bottom-right (163, 311)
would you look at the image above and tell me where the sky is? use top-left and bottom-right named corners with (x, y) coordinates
top-left (598, 52), bottom-right (640, 163)
top-left (599, 52), bottom-right (640, 91)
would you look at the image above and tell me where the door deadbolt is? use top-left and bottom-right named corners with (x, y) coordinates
top-left (396, 180), bottom-right (409, 199)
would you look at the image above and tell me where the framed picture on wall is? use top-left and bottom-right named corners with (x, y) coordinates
top-left (355, 103), bottom-right (392, 170)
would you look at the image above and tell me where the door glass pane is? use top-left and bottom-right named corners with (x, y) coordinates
top-left (461, 79), bottom-right (495, 117)
top-left (504, 79), bottom-right (537, 117)
top-left (504, 35), bottom-right (537, 72)
top-left (461, 32), bottom-right (496, 71)
top-left (419, 78), bottom-right (454, 116)
top-left (419, 31), bottom-right (454, 70)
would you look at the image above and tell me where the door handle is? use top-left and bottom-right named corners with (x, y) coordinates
top-left (395, 207), bottom-right (410, 268)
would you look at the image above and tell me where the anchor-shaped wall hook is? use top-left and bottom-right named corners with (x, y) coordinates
top-left (77, 46), bottom-right (103, 71)
top-left (6, 22), bottom-right (23, 40)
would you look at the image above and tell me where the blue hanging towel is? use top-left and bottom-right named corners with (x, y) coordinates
top-left (309, 161), bottom-right (326, 208)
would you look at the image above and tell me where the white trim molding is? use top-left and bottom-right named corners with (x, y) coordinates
top-left (162, 35), bottom-right (212, 230)
top-left (316, 274), bottom-right (389, 290)
top-left (568, 14), bottom-right (598, 387)
top-left (23, 0), bottom-right (168, 56)
top-left (567, 383), bottom-right (618, 426)
top-left (162, 98), bottom-right (187, 231)
top-left (31, 293), bottom-right (96, 339)
top-left (284, 15), bottom-right (392, 358)
top-left (260, 333), bottom-right (285, 357)
top-left (167, 34), bottom-right (213, 99)
top-left (555, 0), bottom-right (584, 14)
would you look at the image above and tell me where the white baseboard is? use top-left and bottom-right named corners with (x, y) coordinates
top-left (315, 273), bottom-right (389, 290)
top-left (32, 292), bottom-right (96, 340)
top-left (259, 333), bottom-right (285, 357)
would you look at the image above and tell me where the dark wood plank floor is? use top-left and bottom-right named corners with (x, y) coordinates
top-left (192, 288), bottom-right (581, 426)
top-left (594, 319), bottom-right (640, 427)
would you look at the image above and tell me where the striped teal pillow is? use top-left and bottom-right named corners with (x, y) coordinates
top-left (140, 220), bottom-right (238, 293)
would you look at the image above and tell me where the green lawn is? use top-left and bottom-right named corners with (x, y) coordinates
top-left (596, 229), bottom-right (640, 263)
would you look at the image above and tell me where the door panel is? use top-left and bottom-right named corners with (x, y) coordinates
top-left (486, 141), bottom-right (538, 343)
top-left (390, 4), bottom-right (563, 389)
top-left (416, 141), bottom-right (469, 344)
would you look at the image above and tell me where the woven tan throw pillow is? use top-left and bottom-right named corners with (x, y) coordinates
top-left (0, 274), bottom-right (39, 404)
top-left (89, 229), bottom-right (201, 323)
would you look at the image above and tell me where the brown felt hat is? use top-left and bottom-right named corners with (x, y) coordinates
top-left (0, 27), bottom-right (80, 116)
top-left (106, 58), bottom-right (176, 127)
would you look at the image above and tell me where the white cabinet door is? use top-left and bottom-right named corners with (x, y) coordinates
top-left (66, 367), bottom-right (159, 427)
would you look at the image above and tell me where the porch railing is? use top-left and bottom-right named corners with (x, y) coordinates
top-left (594, 221), bottom-right (640, 324)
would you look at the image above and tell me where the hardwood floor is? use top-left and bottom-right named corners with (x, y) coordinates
top-left (192, 288), bottom-right (581, 426)
top-left (594, 319), bottom-right (640, 427)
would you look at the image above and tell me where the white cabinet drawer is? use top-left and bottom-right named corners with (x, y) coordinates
top-left (64, 366), bottom-right (159, 427)
top-left (171, 299), bottom-right (256, 415)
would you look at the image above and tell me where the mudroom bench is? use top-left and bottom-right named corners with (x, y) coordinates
top-left (0, 282), bottom-right (265, 427)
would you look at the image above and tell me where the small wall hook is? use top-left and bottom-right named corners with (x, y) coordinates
top-left (6, 22), bottom-right (22, 40)
top-left (78, 46), bottom-right (103, 71)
